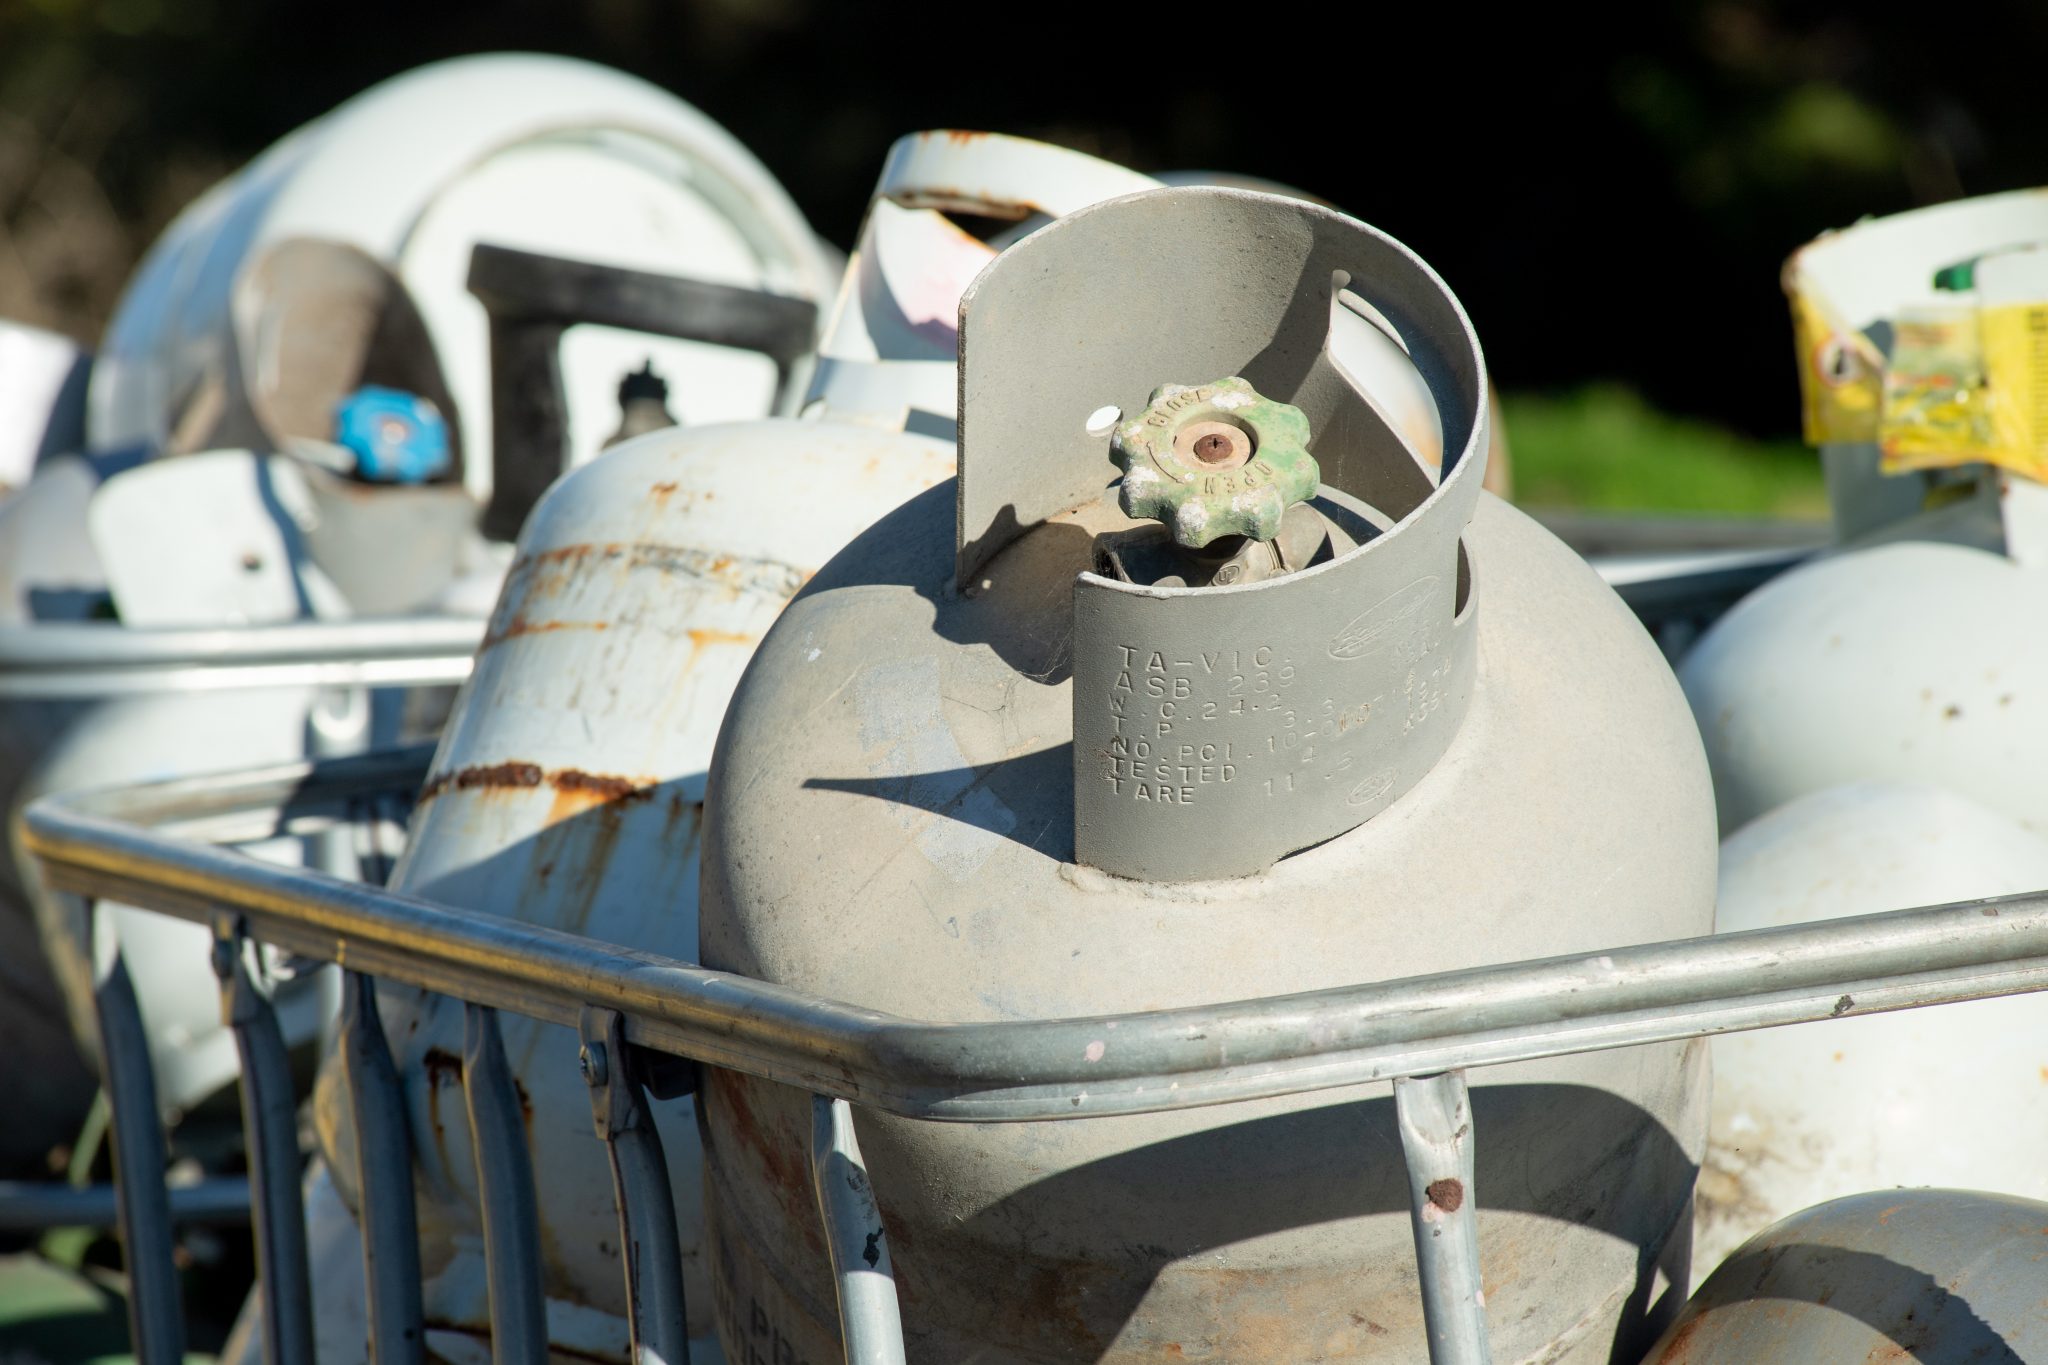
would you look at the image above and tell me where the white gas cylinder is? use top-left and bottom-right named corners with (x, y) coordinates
top-left (1696, 780), bottom-right (2048, 1278)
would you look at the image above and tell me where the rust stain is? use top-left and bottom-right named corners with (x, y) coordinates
top-left (421, 1046), bottom-right (462, 1087)
top-left (422, 761), bottom-right (658, 811)
top-left (1659, 1309), bottom-right (1708, 1362)
top-left (480, 612), bottom-right (609, 651)
top-left (1426, 1177), bottom-right (1466, 1213)
top-left (514, 541), bottom-right (620, 570)
top-left (1877, 1203), bottom-right (1904, 1225)
top-left (549, 768), bottom-right (655, 804)
top-left (418, 761), bottom-right (544, 803)
top-left (710, 1069), bottom-right (824, 1259)
top-left (650, 480), bottom-right (679, 498)
top-left (688, 627), bottom-right (757, 649)
top-left (939, 129), bottom-right (988, 146)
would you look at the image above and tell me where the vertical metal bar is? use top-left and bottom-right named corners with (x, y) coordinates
top-left (580, 1008), bottom-right (689, 1365)
top-left (86, 901), bottom-right (185, 1363)
top-left (461, 1003), bottom-right (548, 1364)
top-left (1394, 1070), bottom-right (1491, 1365)
top-left (809, 1095), bottom-right (907, 1365)
top-left (213, 918), bottom-right (315, 1365)
top-left (342, 971), bottom-right (425, 1365)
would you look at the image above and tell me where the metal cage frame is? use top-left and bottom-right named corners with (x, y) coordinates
top-left (28, 539), bottom-right (2002, 1365)
top-left (27, 742), bottom-right (2048, 1362)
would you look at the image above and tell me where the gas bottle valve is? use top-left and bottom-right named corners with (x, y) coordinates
top-left (1111, 376), bottom-right (1319, 547)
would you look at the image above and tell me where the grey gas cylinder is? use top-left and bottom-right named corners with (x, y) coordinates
top-left (1643, 1189), bottom-right (2048, 1362)
top-left (698, 187), bottom-right (1718, 1363)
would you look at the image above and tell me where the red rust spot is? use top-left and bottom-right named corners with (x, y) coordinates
top-left (1877, 1203), bottom-right (1903, 1225)
top-left (418, 762), bottom-right (544, 803)
top-left (1426, 1177), bottom-right (1465, 1213)
top-left (940, 130), bottom-right (987, 145)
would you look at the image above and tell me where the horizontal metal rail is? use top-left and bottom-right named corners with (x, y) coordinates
top-left (0, 617), bottom-right (481, 698)
top-left (0, 1178), bottom-right (250, 1231)
top-left (27, 753), bottom-right (2048, 1125)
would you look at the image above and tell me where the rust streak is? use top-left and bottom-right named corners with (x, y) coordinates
top-left (418, 762), bottom-right (544, 803)
top-left (420, 1047), bottom-right (462, 1083)
top-left (548, 768), bottom-right (655, 805)
top-left (480, 614), bottom-right (610, 651)
top-left (688, 627), bottom-right (757, 649)
top-left (421, 762), bottom-right (658, 809)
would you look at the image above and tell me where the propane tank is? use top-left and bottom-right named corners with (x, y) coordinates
top-left (87, 53), bottom-right (837, 507)
top-left (1645, 1188), bottom-right (2048, 1360)
top-left (4, 451), bottom-right (374, 1159)
top-left (1682, 190), bottom-right (2048, 833)
top-left (297, 422), bottom-right (953, 1359)
top-left (1695, 781), bottom-right (2048, 1280)
top-left (699, 187), bottom-right (1716, 1362)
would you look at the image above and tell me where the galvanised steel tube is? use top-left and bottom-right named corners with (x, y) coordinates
top-left (0, 617), bottom-right (480, 698)
top-left (341, 971), bottom-right (426, 1365)
top-left (580, 1010), bottom-right (690, 1365)
top-left (89, 927), bottom-right (186, 1363)
top-left (27, 769), bottom-right (2048, 1122)
top-left (462, 1004), bottom-right (548, 1365)
top-left (1395, 1071), bottom-right (1490, 1365)
top-left (216, 926), bottom-right (315, 1365)
top-left (810, 1096), bottom-right (906, 1365)
top-left (0, 1177), bottom-right (250, 1230)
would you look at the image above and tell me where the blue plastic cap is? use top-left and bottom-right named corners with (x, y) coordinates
top-left (333, 386), bottom-right (451, 484)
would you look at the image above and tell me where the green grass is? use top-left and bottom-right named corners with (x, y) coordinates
top-left (1501, 384), bottom-right (1828, 519)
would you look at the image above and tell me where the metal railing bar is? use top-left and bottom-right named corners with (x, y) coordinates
top-left (0, 617), bottom-right (481, 699)
top-left (87, 906), bottom-right (186, 1363)
top-left (462, 1004), bottom-right (548, 1365)
top-left (0, 1177), bottom-right (250, 1230)
top-left (54, 744), bottom-right (436, 832)
top-left (214, 919), bottom-right (316, 1365)
top-left (1395, 1071), bottom-right (1489, 1365)
top-left (342, 971), bottom-right (426, 1365)
top-left (29, 786), bottom-right (2048, 1120)
top-left (810, 1096), bottom-right (906, 1365)
top-left (581, 1008), bottom-right (690, 1365)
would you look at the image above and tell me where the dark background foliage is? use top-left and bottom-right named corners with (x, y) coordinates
top-left (2, 0), bottom-right (2041, 443)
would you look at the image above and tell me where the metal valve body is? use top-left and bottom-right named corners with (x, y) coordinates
top-left (699, 188), bottom-right (1717, 1362)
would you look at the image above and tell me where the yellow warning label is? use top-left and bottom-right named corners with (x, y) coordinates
top-left (1787, 278), bottom-right (1882, 445)
top-left (1876, 301), bottom-right (2048, 480)
top-left (1979, 301), bottom-right (2048, 478)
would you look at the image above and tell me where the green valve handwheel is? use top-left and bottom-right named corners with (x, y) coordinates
top-left (1110, 375), bottom-right (1320, 547)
